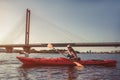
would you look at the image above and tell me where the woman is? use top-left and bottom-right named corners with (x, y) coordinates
top-left (66, 45), bottom-right (78, 60)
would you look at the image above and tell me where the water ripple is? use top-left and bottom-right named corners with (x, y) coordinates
top-left (0, 53), bottom-right (120, 80)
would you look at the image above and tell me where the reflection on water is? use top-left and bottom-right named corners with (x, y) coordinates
top-left (17, 65), bottom-right (120, 80)
top-left (18, 65), bottom-right (80, 80)
top-left (0, 53), bottom-right (120, 80)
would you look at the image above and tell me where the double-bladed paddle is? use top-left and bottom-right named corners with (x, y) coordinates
top-left (47, 43), bottom-right (83, 67)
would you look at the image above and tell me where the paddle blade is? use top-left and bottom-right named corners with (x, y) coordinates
top-left (47, 43), bottom-right (53, 48)
top-left (73, 61), bottom-right (83, 67)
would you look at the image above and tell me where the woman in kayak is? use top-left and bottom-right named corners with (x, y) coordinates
top-left (66, 44), bottom-right (80, 61)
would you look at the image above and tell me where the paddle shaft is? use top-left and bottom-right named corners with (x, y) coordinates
top-left (52, 48), bottom-right (67, 57)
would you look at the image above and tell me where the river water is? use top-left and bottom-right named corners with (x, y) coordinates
top-left (0, 53), bottom-right (120, 80)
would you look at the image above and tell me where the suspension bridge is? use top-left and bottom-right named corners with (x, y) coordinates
top-left (0, 9), bottom-right (120, 53)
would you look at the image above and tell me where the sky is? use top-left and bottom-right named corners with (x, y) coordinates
top-left (0, 0), bottom-right (120, 51)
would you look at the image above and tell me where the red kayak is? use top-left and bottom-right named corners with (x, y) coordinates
top-left (17, 56), bottom-right (116, 67)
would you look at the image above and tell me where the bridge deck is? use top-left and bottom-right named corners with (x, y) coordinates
top-left (0, 42), bottom-right (120, 47)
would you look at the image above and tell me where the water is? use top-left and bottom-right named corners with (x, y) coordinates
top-left (0, 53), bottom-right (120, 80)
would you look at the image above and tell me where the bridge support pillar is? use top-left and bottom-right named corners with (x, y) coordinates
top-left (23, 46), bottom-right (31, 53)
top-left (6, 47), bottom-right (13, 53)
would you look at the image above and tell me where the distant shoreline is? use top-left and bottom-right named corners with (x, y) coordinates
top-left (0, 48), bottom-right (120, 54)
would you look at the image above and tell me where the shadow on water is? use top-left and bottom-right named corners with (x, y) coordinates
top-left (17, 65), bottom-right (82, 80)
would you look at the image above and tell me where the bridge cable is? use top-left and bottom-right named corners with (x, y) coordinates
top-left (31, 13), bottom-right (87, 43)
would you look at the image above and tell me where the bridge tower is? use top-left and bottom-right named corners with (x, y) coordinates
top-left (24, 9), bottom-right (31, 53)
